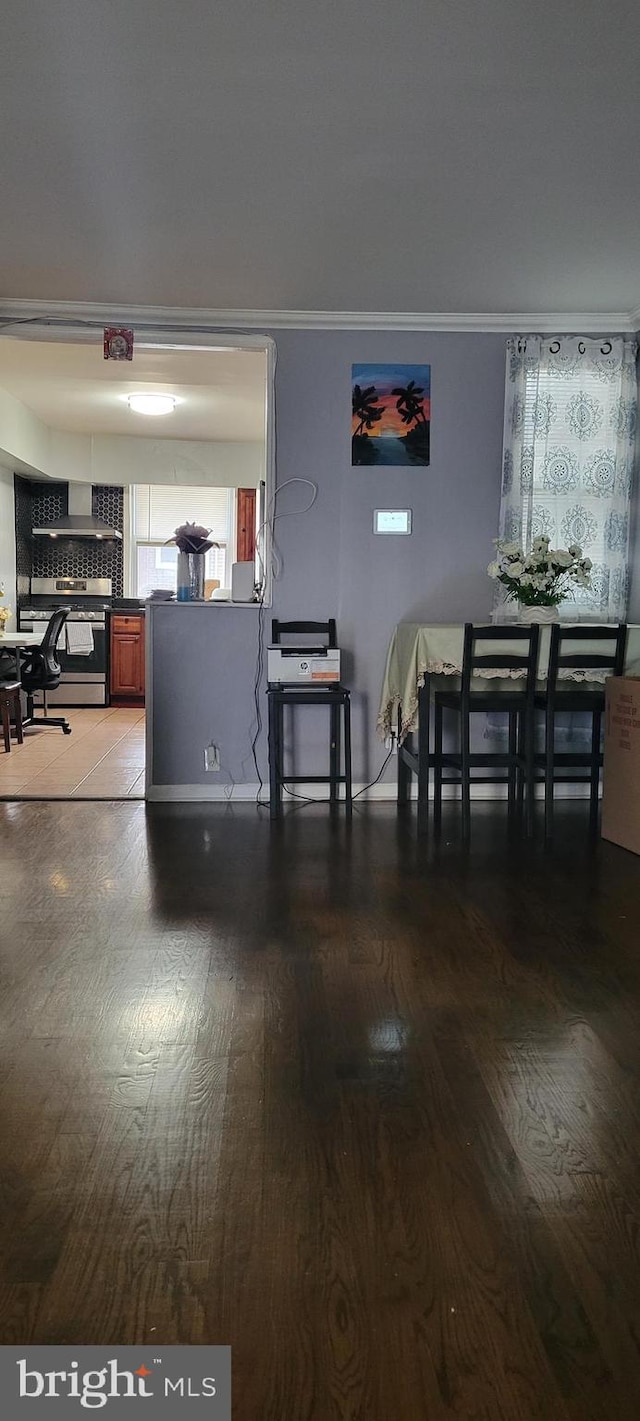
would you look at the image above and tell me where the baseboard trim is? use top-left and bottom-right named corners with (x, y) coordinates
top-left (146, 779), bottom-right (594, 803)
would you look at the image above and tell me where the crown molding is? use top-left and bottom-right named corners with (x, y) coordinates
top-left (0, 297), bottom-right (634, 334)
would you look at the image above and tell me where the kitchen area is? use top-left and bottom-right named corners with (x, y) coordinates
top-left (0, 333), bottom-right (269, 799)
top-left (1, 477), bottom-right (146, 798)
top-left (17, 479), bottom-right (146, 708)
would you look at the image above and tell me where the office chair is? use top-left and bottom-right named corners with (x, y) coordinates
top-left (20, 606), bottom-right (72, 734)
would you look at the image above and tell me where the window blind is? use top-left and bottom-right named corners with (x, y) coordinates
top-left (133, 485), bottom-right (230, 543)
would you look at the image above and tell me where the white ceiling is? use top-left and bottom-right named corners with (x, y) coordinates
top-left (0, 339), bottom-right (267, 439)
top-left (1, 1), bottom-right (640, 318)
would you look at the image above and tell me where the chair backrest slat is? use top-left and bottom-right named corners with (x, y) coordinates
top-left (462, 623), bottom-right (540, 697)
top-left (547, 623), bottom-right (627, 689)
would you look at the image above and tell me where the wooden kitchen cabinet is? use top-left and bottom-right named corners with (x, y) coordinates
top-left (110, 614), bottom-right (145, 701)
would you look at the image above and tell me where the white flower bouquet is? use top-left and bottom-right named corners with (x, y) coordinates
top-left (488, 536), bottom-right (592, 608)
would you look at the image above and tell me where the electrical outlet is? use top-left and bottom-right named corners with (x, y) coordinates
top-left (384, 734), bottom-right (398, 754)
top-left (204, 744), bottom-right (220, 772)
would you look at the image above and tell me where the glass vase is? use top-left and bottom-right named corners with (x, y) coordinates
top-left (188, 553), bottom-right (205, 601)
top-left (176, 551), bottom-right (207, 600)
top-left (176, 551), bottom-right (191, 602)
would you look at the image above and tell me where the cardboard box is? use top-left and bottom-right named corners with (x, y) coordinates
top-left (602, 677), bottom-right (640, 854)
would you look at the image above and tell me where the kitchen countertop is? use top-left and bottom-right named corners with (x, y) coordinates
top-left (145, 598), bottom-right (259, 609)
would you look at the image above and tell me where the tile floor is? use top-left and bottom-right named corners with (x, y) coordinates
top-left (0, 707), bottom-right (145, 798)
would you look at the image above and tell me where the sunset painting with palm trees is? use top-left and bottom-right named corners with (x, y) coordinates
top-left (352, 363), bottom-right (431, 465)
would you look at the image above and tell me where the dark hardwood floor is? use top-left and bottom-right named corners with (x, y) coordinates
top-left (1, 798), bottom-right (640, 1418)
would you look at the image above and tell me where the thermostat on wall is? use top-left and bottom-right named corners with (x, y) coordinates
top-left (373, 509), bottom-right (412, 535)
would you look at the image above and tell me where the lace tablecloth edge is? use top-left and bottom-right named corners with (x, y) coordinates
top-left (377, 663), bottom-right (609, 742)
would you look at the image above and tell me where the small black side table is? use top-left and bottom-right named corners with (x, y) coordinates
top-left (267, 684), bottom-right (352, 818)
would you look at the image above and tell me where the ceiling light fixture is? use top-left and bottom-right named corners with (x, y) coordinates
top-left (127, 393), bottom-right (177, 416)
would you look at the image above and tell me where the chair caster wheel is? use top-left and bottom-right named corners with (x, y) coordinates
top-left (63, 726), bottom-right (72, 735)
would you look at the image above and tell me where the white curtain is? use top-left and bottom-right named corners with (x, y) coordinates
top-left (498, 335), bottom-right (637, 621)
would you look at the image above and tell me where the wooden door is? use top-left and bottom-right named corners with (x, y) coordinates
top-left (236, 487), bottom-right (257, 563)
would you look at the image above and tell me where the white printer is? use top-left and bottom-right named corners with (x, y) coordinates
top-left (267, 643), bottom-right (341, 686)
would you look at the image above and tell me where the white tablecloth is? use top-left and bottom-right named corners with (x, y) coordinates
top-left (378, 623), bottom-right (640, 741)
top-left (0, 632), bottom-right (44, 648)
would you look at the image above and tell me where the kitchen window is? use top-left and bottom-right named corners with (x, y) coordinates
top-left (131, 485), bottom-right (233, 598)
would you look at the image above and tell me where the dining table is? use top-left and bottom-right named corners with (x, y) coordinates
top-left (0, 630), bottom-right (45, 680)
top-left (378, 622), bottom-right (640, 831)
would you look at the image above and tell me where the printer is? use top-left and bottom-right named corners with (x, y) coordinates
top-left (267, 643), bottom-right (341, 686)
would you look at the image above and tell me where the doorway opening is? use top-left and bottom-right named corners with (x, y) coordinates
top-left (0, 320), bottom-right (275, 800)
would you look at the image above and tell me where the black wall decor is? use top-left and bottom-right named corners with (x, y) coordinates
top-left (14, 478), bottom-right (125, 600)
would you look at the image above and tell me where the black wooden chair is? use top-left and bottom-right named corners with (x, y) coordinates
top-left (433, 622), bottom-right (540, 838)
top-left (0, 682), bottom-right (23, 753)
top-left (20, 606), bottom-right (72, 734)
top-left (535, 622), bottom-right (627, 837)
top-left (267, 619), bottom-right (352, 818)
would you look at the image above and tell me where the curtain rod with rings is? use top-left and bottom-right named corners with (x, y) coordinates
top-left (515, 336), bottom-right (616, 355)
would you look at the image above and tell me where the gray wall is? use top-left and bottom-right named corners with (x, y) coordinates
top-left (0, 466), bottom-right (16, 629)
top-left (150, 605), bottom-right (262, 789)
top-left (272, 328), bottom-right (505, 785)
top-left (151, 329), bottom-right (507, 789)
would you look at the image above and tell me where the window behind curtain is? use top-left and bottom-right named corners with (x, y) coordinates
top-left (498, 335), bottom-right (637, 622)
top-left (132, 485), bottom-right (232, 597)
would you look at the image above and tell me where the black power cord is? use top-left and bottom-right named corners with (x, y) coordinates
top-left (251, 587), bottom-right (267, 806)
top-left (352, 747), bottom-right (394, 801)
top-left (277, 746), bottom-right (395, 810)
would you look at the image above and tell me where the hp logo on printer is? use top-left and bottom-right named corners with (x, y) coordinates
top-left (299, 660), bottom-right (311, 675)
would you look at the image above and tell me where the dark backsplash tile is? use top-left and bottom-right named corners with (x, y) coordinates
top-left (14, 478), bottom-right (125, 600)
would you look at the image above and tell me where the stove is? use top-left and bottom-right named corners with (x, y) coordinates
top-left (22, 576), bottom-right (112, 618)
top-left (19, 577), bottom-right (112, 705)
top-left (21, 605), bottom-right (109, 620)
top-left (20, 602), bottom-right (108, 619)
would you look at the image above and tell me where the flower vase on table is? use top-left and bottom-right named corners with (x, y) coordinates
top-left (488, 535), bottom-right (592, 621)
top-left (169, 523), bottom-right (220, 602)
top-left (519, 604), bottom-right (560, 625)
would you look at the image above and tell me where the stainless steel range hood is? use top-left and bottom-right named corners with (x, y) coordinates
top-left (32, 483), bottom-right (122, 540)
